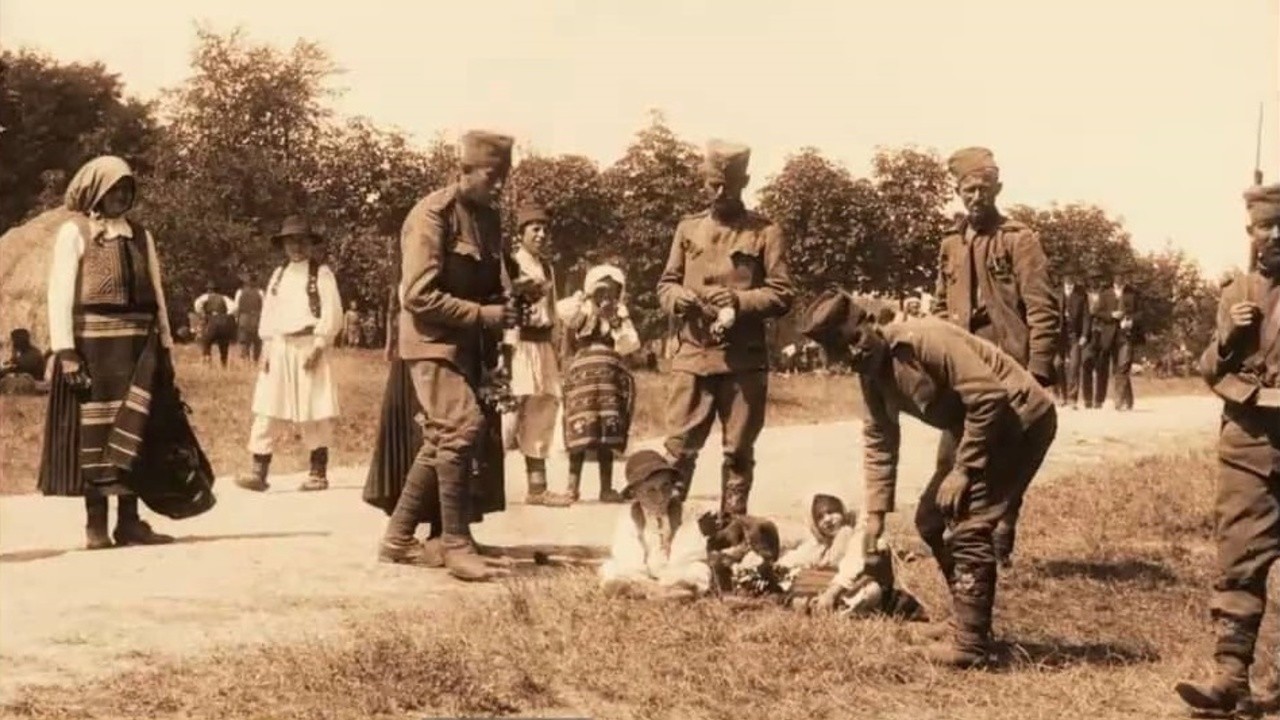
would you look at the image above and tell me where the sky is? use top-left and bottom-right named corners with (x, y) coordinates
top-left (3, 0), bottom-right (1277, 276)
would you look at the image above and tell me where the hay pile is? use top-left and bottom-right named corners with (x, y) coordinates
top-left (0, 208), bottom-right (74, 352)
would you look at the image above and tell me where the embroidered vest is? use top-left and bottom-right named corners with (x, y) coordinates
top-left (72, 217), bottom-right (158, 311)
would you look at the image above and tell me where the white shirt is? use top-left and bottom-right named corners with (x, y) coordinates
top-left (599, 504), bottom-right (711, 593)
top-left (259, 261), bottom-right (343, 349)
top-left (47, 217), bottom-right (174, 352)
top-left (194, 293), bottom-right (236, 315)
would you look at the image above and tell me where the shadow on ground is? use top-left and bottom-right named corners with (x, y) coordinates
top-left (1033, 558), bottom-right (1179, 585)
top-left (0, 531), bottom-right (332, 564)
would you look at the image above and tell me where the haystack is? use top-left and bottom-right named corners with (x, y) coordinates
top-left (0, 208), bottom-right (75, 352)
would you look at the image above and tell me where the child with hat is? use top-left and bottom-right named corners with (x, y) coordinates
top-left (599, 449), bottom-right (711, 600)
top-left (235, 215), bottom-right (344, 493)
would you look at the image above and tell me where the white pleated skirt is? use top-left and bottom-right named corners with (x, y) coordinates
top-left (251, 335), bottom-right (340, 422)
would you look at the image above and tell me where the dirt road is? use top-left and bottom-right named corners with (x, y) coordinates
top-left (0, 394), bottom-right (1221, 701)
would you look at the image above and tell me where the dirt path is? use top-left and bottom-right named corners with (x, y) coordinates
top-left (0, 394), bottom-right (1221, 701)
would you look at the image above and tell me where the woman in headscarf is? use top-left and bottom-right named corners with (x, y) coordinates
top-left (558, 263), bottom-right (641, 505)
top-left (39, 155), bottom-right (197, 549)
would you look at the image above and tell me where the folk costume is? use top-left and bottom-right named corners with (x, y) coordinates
top-left (38, 155), bottom-right (215, 549)
top-left (559, 263), bottom-right (641, 504)
top-left (599, 450), bottom-right (712, 598)
top-left (503, 204), bottom-right (567, 506)
top-left (235, 216), bottom-right (344, 493)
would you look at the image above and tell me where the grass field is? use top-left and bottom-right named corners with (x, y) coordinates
top-left (0, 344), bottom-right (1206, 496)
top-left (4, 439), bottom-right (1258, 720)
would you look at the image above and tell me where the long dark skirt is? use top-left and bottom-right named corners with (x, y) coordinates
top-left (362, 359), bottom-right (505, 524)
top-left (562, 346), bottom-right (635, 453)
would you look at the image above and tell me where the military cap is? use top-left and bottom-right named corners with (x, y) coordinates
top-left (1244, 183), bottom-right (1280, 224)
top-left (702, 139), bottom-right (751, 182)
top-left (460, 130), bottom-right (514, 169)
top-left (622, 449), bottom-right (679, 499)
top-left (516, 203), bottom-right (549, 230)
top-left (947, 146), bottom-right (999, 182)
top-left (798, 289), bottom-right (872, 347)
top-left (271, 215), bottom-right (325, 247)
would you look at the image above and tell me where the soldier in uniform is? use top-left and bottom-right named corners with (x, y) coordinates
top-left (932, 146), bottom-right (1058, 565)
top-left (656, 139), bottom-right (794, 516)
top-left (1175, 184), bottom-right (1280, 714)
top-left (800, 289), bottom-right (1057, 668)
top-left (377, 130), bottom-right (518, 582)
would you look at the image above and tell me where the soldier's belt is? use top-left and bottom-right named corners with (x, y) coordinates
top-left (516, 326), bottom-right (553, 343)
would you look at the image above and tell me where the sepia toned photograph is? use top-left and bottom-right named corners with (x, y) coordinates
top-left (0, 1), bottom-right (1278, 718)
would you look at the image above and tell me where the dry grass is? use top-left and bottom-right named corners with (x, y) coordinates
top-left (0, 347), bottom-right (868, 494)
top-left (7, 440), bottom-right (1261, 720)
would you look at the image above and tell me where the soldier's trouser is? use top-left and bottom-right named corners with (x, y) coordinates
top-left (916, 409), bottom-right (1057, 576)
top-left (1110, 338), bottom-right (1134, 409)
top-left (662, 370), bottom-right (768, 515)
top-left (407, 359), bottom-right (484, 537)
top-left (1210, 456), bottom-right (1280, 664)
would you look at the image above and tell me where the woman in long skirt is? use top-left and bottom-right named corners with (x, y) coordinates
top-left (39, 155), bottom-right (204, 548)
top-left (559, 264), bottom-right (641, 504)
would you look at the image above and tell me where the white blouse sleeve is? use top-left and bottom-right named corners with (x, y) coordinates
top-left (144, 231), bottom-right (174, 349)
top-left (258, 269), bottom-right (282, 342)
top-left (314, 265), bottom-right (344, 349)
top-left (47, 222), bottom-right (84, 353)
top-left (599, 511), bottom-right (651, 585)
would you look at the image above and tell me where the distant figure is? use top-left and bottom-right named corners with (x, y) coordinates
top-left (0, 328), bottom-right (51, 394)
top-left (1055, 275), bottom-right (1092, 409)
top-left (902, 296), bottom-right (924, 319)
top-left (343, 301), bottom-right (361, 348)
top-left (234, 274), bottom-right (264, 364)
top-left (194, 282), bottom-right (236, 368)
top-left (360, 310), bottom-right (379, 349)
top-left (1092, 272), bottom-right (1142, 411)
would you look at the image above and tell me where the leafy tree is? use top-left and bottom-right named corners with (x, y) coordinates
top-left (600, 111), bottom-right (704, 338)
top-left (0, 49), bottom-right (159, 230)
top-left (1005, 203), bottom-right (1137, 288)
top-left (869, 147), bottom-right (951, 295)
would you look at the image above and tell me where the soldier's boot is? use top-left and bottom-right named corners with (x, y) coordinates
top-left (378, 464), bottom-right (444, 567)
top-left (235, 453), bottom-right (272, 492)
top-left (922, 562), bottom-right (995, 669)
top-left (993, 520), bottom-right (1017, 569)
top-left (439, 462), bottom-right (510, 583)
top-left (1175, 614), bottom-right (1259, 714)
top-left (720, 461), bottom-right (753, 517)
top-left (298, 447), bottom-right (329, 491)
top-left (598, 451), bottom-right (623, 503)
top-left (84, 496), bottom-right (112, 550)
top-left (113, 496), bottom-right (174, 546)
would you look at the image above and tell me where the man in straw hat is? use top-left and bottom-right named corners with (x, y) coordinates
top-left (932, 146), bottom-right (1058, 566)
top-left (599, 449), bottom-right (712, 600)
top-left (800, 289), bottom-right (1057, 668)
top-left (1175, 183), bottom-right (1280, 715)
top-left (377, 130), bottom-right (519, 582)
top-left (235, 215), bottom-right (344, 493)
top-left (657, 139), bottom-right (794, 517)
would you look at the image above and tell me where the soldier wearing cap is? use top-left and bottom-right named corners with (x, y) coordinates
top-left (377, 130), bottom-right (520, 582)
top-left (656, 139), bottom-right (794, 517)
top-left (800, 289), bottom-right (1057, 668)
top-left (1176, 183), bottom-right (1280, 714)
top-left (933, 146), bottom-right (1058, 565)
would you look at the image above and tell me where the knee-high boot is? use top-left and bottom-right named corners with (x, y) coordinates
top-left (379, 464), bottom-right (443, 567)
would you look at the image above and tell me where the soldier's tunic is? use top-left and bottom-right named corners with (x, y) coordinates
top-left (656, 207), bottom-right (793, 513)
top-left (398, 183), bottom-right (508, 495)
top-left (860, 318), bottom-right (1058, 575)
top-left (933, 215), bottom-right (1058, 382)
top-left (1199, 270), bottom-right (1280, 661)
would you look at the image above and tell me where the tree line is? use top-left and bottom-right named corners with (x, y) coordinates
top-left (0, 27), bottom-right (1220, 365)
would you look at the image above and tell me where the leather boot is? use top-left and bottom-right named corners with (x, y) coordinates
top-left (113, 496), bottom-right (175, 546)
top-left (439, 462), bottom-right (509, 582)
top-left (84, 496), bottom-right (112, 550)
top-left (994, 519), bottom-right (1016, 568)
top-left (379, 464), bottom-right (444, 567)
top-left (235, 453), bottom-right (271, 492)
top-left (922, 562), bottom-right (995, 669)
top-left (720, 462), bottom-right (753, 516)
top-left (1175, 613), bottom-right (1259, 714)
top-left (299, 447), bottom-right (329, 491)
top-left (598, 450), bottom-right (622, 503)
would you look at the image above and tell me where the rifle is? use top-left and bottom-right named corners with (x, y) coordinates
top-left (1250, 102), bottom-right (1264, 272)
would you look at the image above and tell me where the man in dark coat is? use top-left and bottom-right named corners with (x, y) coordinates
top-left (1054, 275), bottom-right (1093, 409)
top-left (1092, 272), bottom-right (1142, 410)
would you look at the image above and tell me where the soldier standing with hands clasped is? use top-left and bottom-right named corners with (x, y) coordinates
top-left (657, 139), bottom-right (794, 517)
top-left (1175, 183), bottom-right (1280, 715)
top-left (932, 146), bottom-right (1058, 565)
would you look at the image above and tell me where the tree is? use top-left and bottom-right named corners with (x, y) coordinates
top-left (601, 112), bottom-right (704, 338)
top-left (1005, 203), bottom-right (1137, 287)
top-left (868, 147), bottom-right (952, 295)
top-left (1130, 243), bottom-right (1216, 364)
top-left (0, 49), bottom-right (159, 231)
top-left (505, 154), bottom-right (618, 295)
